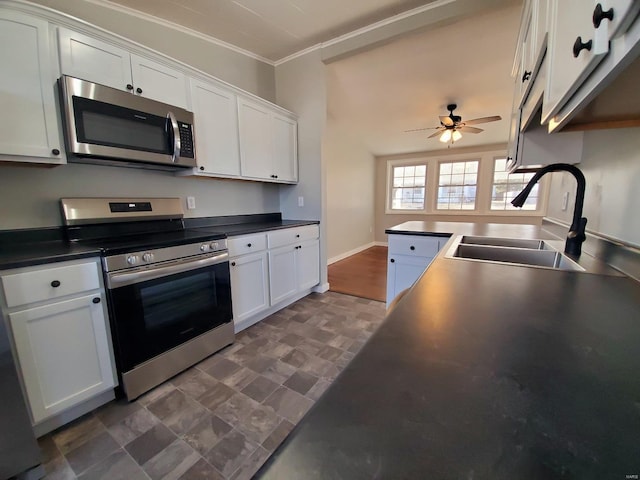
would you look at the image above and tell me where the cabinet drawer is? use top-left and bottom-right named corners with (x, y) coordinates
top-left (1, 261), bottom-right (101, 308)
top-left (228, 233), bottom-right (267, 257)
top-left (268, 225), bottom-right (319, 249)
top-left (388, 235), bottom-right (441, 257)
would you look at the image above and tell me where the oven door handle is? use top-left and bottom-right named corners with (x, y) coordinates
top-left (107, 252), bottom-right (228, 288)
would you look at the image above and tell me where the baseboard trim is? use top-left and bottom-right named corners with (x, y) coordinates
top-left (328, 242), bottom-right (376, 265)
top-left (374, 241), bottom-right (388, 247)
top-left (312, 282), bottom-right (330, 293)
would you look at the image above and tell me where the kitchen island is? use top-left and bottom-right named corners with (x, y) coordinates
top-left (256, 222), bottom-right (640, 479)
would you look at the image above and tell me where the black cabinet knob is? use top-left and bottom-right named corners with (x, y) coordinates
top-left (410, 246), bottom-right (415, 251)
top-left (521, 70), bottom-right (531, 83)
top-left (92, 297), bottom-right (101, 304)
top-left (199, 166), bottom-right (205, 171)
top-left (231, 261), bottom-right (236, 266)
top-left (390, 258), bottom-right (395, 263)
top-left (247, 243), bottom-right (252, 247)
top-left (126, 84), bottom-right (133, 90)
top-left (51, 148), bottom-right (60, 155)
top-left (593, 3), bottom-right (614, 28)
top-left (50, 280), bottom-right (61, 287)
top-left (572, 36), bottom-right (592, 58)
top-left (136, 87), bottom-right (143, 94)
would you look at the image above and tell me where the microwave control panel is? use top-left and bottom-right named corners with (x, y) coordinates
top-left (178, 123), bottom-right (195, 158)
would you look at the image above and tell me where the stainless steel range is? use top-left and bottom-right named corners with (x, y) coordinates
top-left (61, 198), bottom-right (234, 400)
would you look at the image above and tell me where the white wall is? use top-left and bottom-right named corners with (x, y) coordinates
top-left (547, 127), bottom-right (640, 247)
top-left (275, 50), bottom-right (328, 287)
top-left (325, 115), bottom-right (376, 261)
top-left (0, 163), bottom-right (280, 229)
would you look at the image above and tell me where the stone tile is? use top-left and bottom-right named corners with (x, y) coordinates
top-left (260, 360), bottom-right (297, 385)
top-left (290, 312), bottom-right (311, 323)
top-left (182, 414), bottom-right (232, 455)
top-left (327, 334), bottom-right (354, 351)
top-left (306, 379), bottom-right (331, 402)
top-left (95, 399), bottom-right (143, 428)
top-left (201, 357), bottom-right (242, 381)
top-left (220, 367), bottom-right (259, 391)
top-left (236, 404), bottom-right (280, 444)
top-left (125, 423), bottom-right (176, 466)
top-left (229, 446), bottom-right (271, 480)
top-left (299, 355), bottom-right (334, 378)
top-left (137, 382), bottom-right (177, 407)
top-left (261, 419), bottom-right (295, 452)
top-left (108, 407), bottom-right (160, 446)
top-left (214, 392), bottom-right (260, 427)
top-left (52, 414), bottom-right (105, 455)
top-left (199, 380), bottom-right (238, 411)
top-left (241, 375), bottom-right (279, 403)
top-left (278, 333), bottom-right (304, 347)
top-left (348, 340), bottom-right (366, 354)
top-left (42, 455), bottom-right (75, 480)
top-left (173, 368), bottom-right (218, 400)
top-left (178, 458), bottom-right (225, 480)
top-left (260, 341), bottom-right (294, 359)
top-left (336, 351), bottom-right (356, 368)
top-left (77, 449), bottom-right (147, 480)
top-left (295, 339), bottom-right (325, 357)
top-left (245, 354), bottom-right (277, 374)
top-left (146, 389), bottom-right (209, 436)
top-left (263, 387), bottom-right (314, 424)
top-left (204, 430), bottom-right (258, 477)
top-left (142, 439), bottom-right (200, 480)
top-left (65, 431), bottom-right (120, 475)
top-left (283, 371), bottom-right (318, 396)
top-left (280, 348), bottom-right (308, 368)
top-left (316, 345), bottom-right (343, 362)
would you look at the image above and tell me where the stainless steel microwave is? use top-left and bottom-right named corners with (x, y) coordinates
top-left (59, 75), bottom-right (197, 170)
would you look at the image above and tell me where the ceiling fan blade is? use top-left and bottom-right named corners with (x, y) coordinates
top-left (462, 115), bottom-right (502, 126)
top-left (439, 115), bottom-right (454, 127)
top-left (427, 130), bottom-right (443, 138)
top-left (404, 127), bottom-right (441, 132)
top-left (458, 126), bottom-right (484, 133)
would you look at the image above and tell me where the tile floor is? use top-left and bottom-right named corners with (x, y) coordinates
top-left (38, 292), bottom-right (386, 480)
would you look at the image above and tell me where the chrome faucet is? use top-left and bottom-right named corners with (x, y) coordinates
top-left (511, 163), bottom-right (587, 257)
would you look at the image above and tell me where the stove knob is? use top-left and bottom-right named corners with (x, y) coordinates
top-left (200, 244), bottom-right (209, 252)
top-left (127, 255), bottom-right (138, 265)
top-left (142, 253), bottom-right (154, 263)
top-left (210, 242), bottom-right (218, 251)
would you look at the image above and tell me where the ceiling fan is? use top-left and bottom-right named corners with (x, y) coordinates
top-left (405, 104), bottom-right (502, 145)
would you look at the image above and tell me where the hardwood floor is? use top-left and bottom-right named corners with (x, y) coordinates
top-left (328, 246), bottom-right (388, 302)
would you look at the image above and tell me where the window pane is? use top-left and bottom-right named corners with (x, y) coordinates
top-left (389, 163), bottom-right (427, 210)
top-left (491, 158), bottom-right (538, 211)
top-left (437, 160), bottom-right (478, 210)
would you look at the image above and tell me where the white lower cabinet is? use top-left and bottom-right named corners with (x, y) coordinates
top-left (268, 246), bottom-right (298, 305)
top-left (0, 258), bottom-right (116, 428)
top-left (230, 251), bottom-right (269, 325)
top-left (386, 235), bottom-right (443, 305)
top-left (297, 239), bottom-right (320, 291)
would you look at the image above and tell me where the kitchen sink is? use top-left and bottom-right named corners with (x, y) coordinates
top-left (446, 236), bottom-right (585, 272)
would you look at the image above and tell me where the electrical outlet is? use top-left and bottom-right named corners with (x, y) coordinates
top-left (186, 196), bottom-right (196, 210)
top-left (298, 196), bottom-right (304, 207)
top-left (561, 192), bottom-right (569, 211)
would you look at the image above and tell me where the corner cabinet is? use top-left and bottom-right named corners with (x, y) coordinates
top-left (0, 11), bottom-right (64, 165)
top-left (238, 97), bottom-right (298, 183)
top-left (0, 258), bottom-right (117, 429)
top-left (386, 235), bottom-right (443, 305)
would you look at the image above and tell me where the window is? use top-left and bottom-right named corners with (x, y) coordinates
top-left (390, 164), bottom-right (426, 210)
top-left (491, 158), bottom-right (539, 210)
top-left (437, 160), bottom-right (478, 210)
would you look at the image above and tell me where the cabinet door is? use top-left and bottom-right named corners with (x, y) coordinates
top-left (0, 12), bottom-right (63, 162)
top-left (130, 54), bottom-right (189, 109)
top-left (238, 98), bottom-right (273, 180)
top-left (190, 78), bottom-right (240, 176)
top-left (9, 294), bottom-right (116, 424)
top-left (268, 245), bottom-right (297, 305)
top-left (386, 255), bottom-right (432, 305)
top-left (57, 28), bottom-right (132, 91)
top-left (230, 251), bottom-right (269, 324)
top-left (543, 0), bottom-right (607, 122)
top-left (296, 239), bottom-right (320, 291)
top-left (272, 114), bottom-right (298, 182)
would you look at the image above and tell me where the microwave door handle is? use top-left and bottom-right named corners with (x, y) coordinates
top-left (167, 111), bottom-right (181, 163)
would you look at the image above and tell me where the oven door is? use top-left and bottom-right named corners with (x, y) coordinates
top-left (106, 253), bottom-right (232, 372)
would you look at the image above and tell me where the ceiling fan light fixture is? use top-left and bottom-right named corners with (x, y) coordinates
top-left (439, 129), bottom-right (452, 143)
top-left (452, 130), bottom-right (462, 142)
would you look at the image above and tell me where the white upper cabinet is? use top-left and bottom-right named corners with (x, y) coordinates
top-left (189, 78), bottom-right (241, 177)
top-left (238, 96), bottom-right (298, 183)
top-left (597, 0), bottom-right (638, 39)
top-left (0, 11), bottom-right (64, 164)
top-left (57, 28), bottom-right (189, 109)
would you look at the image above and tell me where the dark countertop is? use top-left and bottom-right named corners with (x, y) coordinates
top-left (0, 242), bottom-right (103, 271)
top-left (385, 220), bottom-right (551, 238)
top-left (256, 222), bottom-right (640, 479)
top-left (193, 219), bottom-right (319, 237)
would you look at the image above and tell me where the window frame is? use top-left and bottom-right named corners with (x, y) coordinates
top-left (384, 150), bottom-right (548, 216)
top-left (435, 158), bottom-right (480, 211)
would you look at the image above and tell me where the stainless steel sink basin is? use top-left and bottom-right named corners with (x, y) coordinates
top-left (446, 236), bottom-right (585, 272)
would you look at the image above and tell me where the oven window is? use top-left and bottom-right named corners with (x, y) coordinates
top-left (108, 262), bottom-right (232, 371)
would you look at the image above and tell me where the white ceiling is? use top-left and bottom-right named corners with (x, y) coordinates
top-left (99, 0), bottom-right (441, 61)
